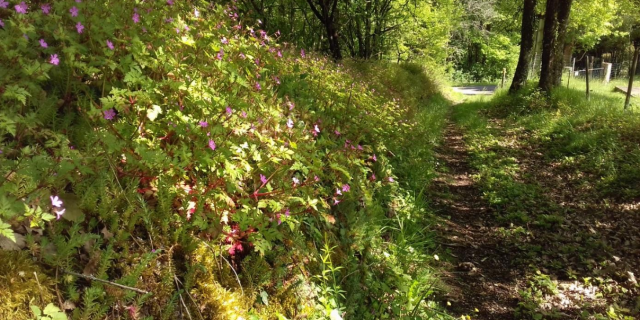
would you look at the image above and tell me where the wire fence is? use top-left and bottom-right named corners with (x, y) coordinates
top-left (527, 53), bottom-right (638, 83)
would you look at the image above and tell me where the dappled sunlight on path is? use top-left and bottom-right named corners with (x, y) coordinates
top-left (431, 120), bottom-right (522, 319)
top-left (432, 97), bottom-right (640, 319)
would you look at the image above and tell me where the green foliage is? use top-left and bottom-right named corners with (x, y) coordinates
top-left (30, 304), bottom-right (67, 320)
top-left (0, 1), bottom-right (449, 318)
top-left (568, 0), bottom-right (622, 50)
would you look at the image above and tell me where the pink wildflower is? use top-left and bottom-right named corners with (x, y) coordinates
top-left (132, 12), bottom-right (140, 23)
top-left (39, 39), bottom-right (48, 48)
top-left (0, 0), bottom-right (8, 9)
top-left (186, 201), bottom-right (196, 220)
top-left (208, 140), bottom-right (216, 151)
top-left (70, 6), bottom-right (79, 17)
top-left (226, 107), bottom-right (233, 115)
top-left (342, 184), bottom-right (350, 192)
top-left (292, 177), bottom-right (299, 185)
top-left (49, 54), bottom-right (59, 65)
top-left (287, 118), bottom-right (293, 129)
top-left (199, 121), bottom-right (208, 128)
top-left (104, 109), bottom-right (116, 120)
top-left (301, 49), bottom-right (305, 58)
top-left (107, 40), bottom-right (114, 50)
top-left (15, 1), bottom-right (28, 14)
top-left (55, 208), bottom-right (65, 220)
top-left (76, 22), bottom-right (84, 33)
top-left (260, 174), bottom-right (267, 185)
top-left (41, 4), bottom-right (51, 14)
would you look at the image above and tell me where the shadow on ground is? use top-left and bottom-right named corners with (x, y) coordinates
top-left (430, 98), bottom-right (640, 319)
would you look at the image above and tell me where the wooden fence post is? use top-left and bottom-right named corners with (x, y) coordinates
top-left (586, 56), bottom-right (591, 101)
top-left (624, 47), bottom-right (639, 110)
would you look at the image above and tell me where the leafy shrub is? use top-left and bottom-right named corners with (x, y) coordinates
top-left (0, 1), bottom-right (446, 318)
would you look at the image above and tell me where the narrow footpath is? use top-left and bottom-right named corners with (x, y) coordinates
top-left (430, 121), bottom-right (522, 319)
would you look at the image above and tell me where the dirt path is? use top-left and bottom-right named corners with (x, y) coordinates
top-left (430, 121), bottom-right (522, 319)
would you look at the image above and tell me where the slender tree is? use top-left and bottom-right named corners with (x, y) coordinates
top-left (624, 43), bottom-right (639, 110)
top-left (539, 0), bottom-right (574, 92)
top-left (510, 0), bottom-right (538, 93)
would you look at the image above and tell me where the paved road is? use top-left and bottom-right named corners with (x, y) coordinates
top-left (452, 85), bottom-right (498, 95)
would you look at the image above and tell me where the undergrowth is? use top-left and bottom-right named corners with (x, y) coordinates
top-left (0, 1), bottom-right (450, 319)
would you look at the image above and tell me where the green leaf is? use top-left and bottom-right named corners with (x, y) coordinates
top-left (2, 85), bottom-right (31, 105)
top-left (59, 194), bottom-right (85, 222)
top-left (43, 303), bottom-right (59, 315)
top-left (0, 221), bottom-right (15, 242)
top-left (260, 290), bottom-right (269, 306)
top-left (0, 114), bottom-right (17, 136)
top-left (30, 305), bottom-right (42, 316)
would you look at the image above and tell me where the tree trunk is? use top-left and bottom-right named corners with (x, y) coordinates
top-left (305, 0), bottom-right (343, 60)
top-left (326, 22), bottom-right (343, 60)
top-left (538, 0), bottom-right (574, 92)
top-left (510, 0), bottom-right (538, 93)
top-left (364, 0), bottom-right (372, 58)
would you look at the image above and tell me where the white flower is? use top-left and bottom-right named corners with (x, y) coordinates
top-left (50, 195), bottom-right (63, 207)
top-left (330, 309), bottom-right (343, 320)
